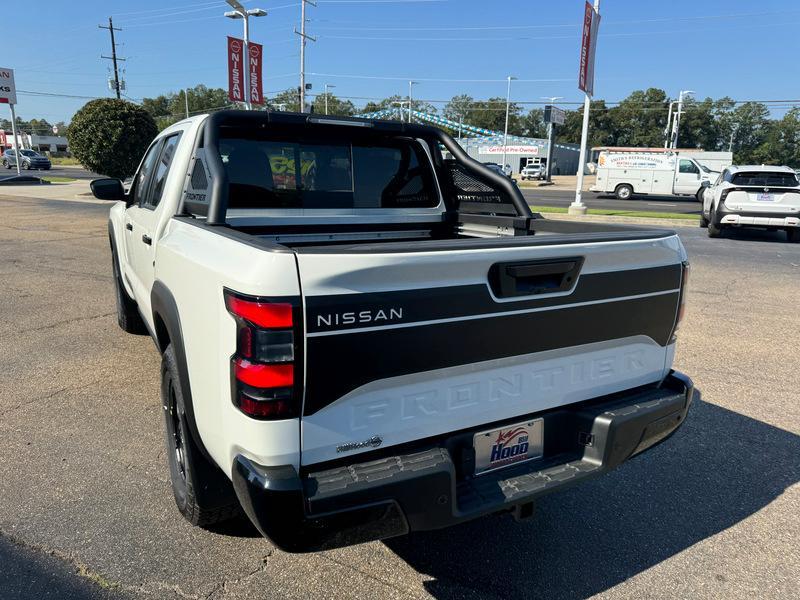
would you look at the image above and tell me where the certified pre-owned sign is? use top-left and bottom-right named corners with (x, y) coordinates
top-left (0, 67), bottom-right (16, 104)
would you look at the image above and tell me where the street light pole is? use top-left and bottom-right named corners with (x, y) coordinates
top-left (225, 0), bottom-right (267, 111)
top-left (408, 80), bottom-right (417, 123)
top-left (501, 75), bottom-right (517, 176)
top-left (324, 83), bottom-right (335, 114)
top-left (542, 96), bottom-right (563, 182)
top-left (570, 0), bottom-right (600, 216)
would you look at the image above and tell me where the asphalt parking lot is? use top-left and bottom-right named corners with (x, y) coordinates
top-left (1, 193), bottom-right (798, 599)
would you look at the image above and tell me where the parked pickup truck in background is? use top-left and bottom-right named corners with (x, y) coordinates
top-left (92, 110), bottom-right (693, 552)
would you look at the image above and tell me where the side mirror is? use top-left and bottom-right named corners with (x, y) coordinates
top-left (90, 178), bottom-right (126, 201)
top-left (701, 180), bottom-right (711, 188)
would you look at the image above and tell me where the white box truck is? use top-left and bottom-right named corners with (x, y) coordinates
top-left (591, 149), bottom-right (722, 201)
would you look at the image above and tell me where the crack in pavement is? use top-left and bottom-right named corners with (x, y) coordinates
top-left (0, 378), bottom-right (106, 418)
top-left (206, 551), bottom-right (275, 599)
top-left (18, 311), bottom-right (115, 334)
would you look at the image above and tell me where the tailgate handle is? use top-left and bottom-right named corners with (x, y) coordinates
top-left (490, 257), bottom-right (583, 298)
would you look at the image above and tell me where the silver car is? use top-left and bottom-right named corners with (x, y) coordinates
top-left (2, 149), bottom-right (52, 170)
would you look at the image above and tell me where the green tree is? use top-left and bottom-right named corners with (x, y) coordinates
top-left (268, 88), bottom-right (302, 112)
top-left (67, 99), bottom-right (157, 179)
top-left (559, 100), bottom-right (615, 147)
top-left (729, 101), bottom-right (770, 163)
top-left (610, 88), bottom-right (670, 147)
top-left (522, 108), bottom-right (547, 139)
top-left (311, 92), bottom-right (356, 116)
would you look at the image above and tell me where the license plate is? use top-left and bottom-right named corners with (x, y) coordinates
top-left (756, 193), bottom-right (774, 202)
top-left (473, 419), bottom-right (543, 475)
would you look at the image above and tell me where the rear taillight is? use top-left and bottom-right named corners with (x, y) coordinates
top-left (225, 289), bottom-right (300, 420)
top-left (672, 261), bottom-right (690, 339)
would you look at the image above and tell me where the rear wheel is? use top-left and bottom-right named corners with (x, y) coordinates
top-left (787, 228), bottom-right (800, 243)
top-left (707, 206), bottom-right (724, 238)
top-left (161, 344), bottom-right (241, 527)
top-left (699, 213), bottom-right (709, 228)
top-left (615, 184), bottom-right (633, 200)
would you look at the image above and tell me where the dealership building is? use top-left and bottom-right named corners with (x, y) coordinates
top-left (453, 135), bottom-right (583, 177)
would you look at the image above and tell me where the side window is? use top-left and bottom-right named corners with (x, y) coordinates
top-left (144, 134), bottom-right (181, 209)
top-left (679, 159), bottom-right (699, 174)
top-left (132, 140), bottom-right (163, 207)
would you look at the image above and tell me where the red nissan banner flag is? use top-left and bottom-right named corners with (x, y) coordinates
top-left (578, 1), bottom-right (600, 96)
top-left (248, 42), bottom-right (264, 105)
top-left (227, 36), bottom-right (245, 103)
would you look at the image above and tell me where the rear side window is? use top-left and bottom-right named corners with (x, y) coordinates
top-left (144, 134), bottom-right (181, 209)
top-left (220, 135), bottom-right (437, 210)
top-left (730, 172), bottom-right (798, 187)
top-left (132, 140), bottom-right (163, 207)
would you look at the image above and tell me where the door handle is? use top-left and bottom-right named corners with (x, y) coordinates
top-left (141, 234), bottom-right (152, 245)
top-left (125, 223), bottom-right (133, 231)
top-left (490, 257), bottom-right (584, 298)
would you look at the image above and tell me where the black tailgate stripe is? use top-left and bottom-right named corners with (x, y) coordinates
top-left (305, 264), bottom-right (681, 334)
top-left (303, 292), bottom-right (679, 416)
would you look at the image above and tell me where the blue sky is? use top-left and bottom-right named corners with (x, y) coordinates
top-left (4, 0), bottom-right (798, 124)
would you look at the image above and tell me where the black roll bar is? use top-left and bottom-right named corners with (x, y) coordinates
top-left (200, 110), bottom-right (532, 225)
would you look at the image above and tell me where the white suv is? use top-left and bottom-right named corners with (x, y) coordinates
top-left (701, 165), bottom-right (800, 241)
top-left (521, 163), bottom-right (544, 181)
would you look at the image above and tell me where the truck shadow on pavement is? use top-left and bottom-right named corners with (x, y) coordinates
top-left (384, 392), bottom-right (800, 599)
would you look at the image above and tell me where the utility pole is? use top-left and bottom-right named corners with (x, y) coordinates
top-left (99, 17), bottom-right (124, 99)
top-left (408, 80), bottom-right (417, 123)
top-left (184, 88), bottom-right (190, 118)
top-left (295, 0), bottom-right (316, 113)
top-left (501, 75), bottom-right (517, 177)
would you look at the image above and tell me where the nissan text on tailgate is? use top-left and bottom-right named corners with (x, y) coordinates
top-left (92, 110), bottom-right (693, 552)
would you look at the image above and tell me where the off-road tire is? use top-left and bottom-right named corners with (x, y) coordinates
top-left (111, 244), bottom-right (147, 334)
top-left (161, 344), bottom-right (241, 527)
top-left (615, 184), bottom-right (633, 200)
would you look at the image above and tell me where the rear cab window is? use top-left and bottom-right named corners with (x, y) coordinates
top-left (220, 131), bottom-right (439, 210)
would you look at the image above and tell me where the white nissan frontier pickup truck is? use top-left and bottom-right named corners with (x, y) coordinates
top-left (92, 110), bottom-right (693, 552)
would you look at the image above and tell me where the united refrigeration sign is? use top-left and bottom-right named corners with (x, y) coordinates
top-left (0, 67), bottom-right (17, 104)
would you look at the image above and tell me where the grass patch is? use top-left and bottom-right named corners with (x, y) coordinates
top-left (77, 564), bottom-right (118, 589)
top-left (530, 205), bottom-right (699, 221)
top-left (40, 176), bottom-right (77, 183)
top-left (49, 157), bottom-right (81, 166)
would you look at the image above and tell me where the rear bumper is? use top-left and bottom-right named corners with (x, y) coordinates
top-left (717, 206), bottom-right (800, 228)
top-left (232, 371), bottom-right (694, 552)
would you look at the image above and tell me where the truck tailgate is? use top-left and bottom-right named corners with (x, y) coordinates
top-left (296, 235), bottom-right (684, 466)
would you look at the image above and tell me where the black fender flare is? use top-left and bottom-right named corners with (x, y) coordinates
top-left (150, 280), bottom-right (213, 462)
